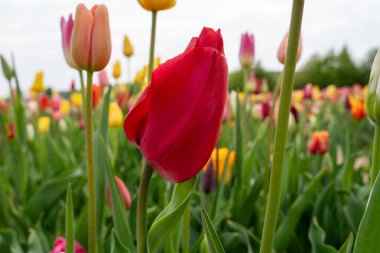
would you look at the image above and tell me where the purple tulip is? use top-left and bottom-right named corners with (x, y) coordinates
top-left (60, 14), bottom-right (77, 69)
top-left (239, 32), bottom-right (255, 68)
top-left (202, 160), bottom-right (216, 194)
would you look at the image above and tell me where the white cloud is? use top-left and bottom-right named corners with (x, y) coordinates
top-left (0, 0), bottom-right (379, 97)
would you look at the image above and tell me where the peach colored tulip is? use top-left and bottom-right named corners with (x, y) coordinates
top-left (277, 32), bottom-right (302, 64)
top-left (71, 4), bottom-right (111, 72)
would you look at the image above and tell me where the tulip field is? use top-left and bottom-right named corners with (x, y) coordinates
top-left (1, 0), bottom-right (380, 253)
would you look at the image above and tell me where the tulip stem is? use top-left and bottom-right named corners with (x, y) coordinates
top-left (370, 126), bottom-right (380, 186)
top-left (183, 203), bottom-right (190, 253)
top-left (137, 163), bottom-right (153, 253)
top-left (85, 71), bottom-right (96, 253)
top-left (259, 0), bottom-right (304, 252)
top-left (79, 70), bottom-right (86, 115)
top-left (147, 11), bottom-right (157, 82)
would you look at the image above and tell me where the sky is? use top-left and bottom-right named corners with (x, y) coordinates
top-left (0, 0), bottom-right (379, 97)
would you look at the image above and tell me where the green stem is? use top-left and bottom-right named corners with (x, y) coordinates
top-left (137, 163), bottom-right (153, 253)
top-left (147, 11), bottom-right (157, 82)
top-left (183, 204), bottom-right (190, 253)
top-left (370, 126), bottom-right (380, 186)
top-left (85, 71), bottom-right (96, 253)
top-left (259, 0), bottom-right (304, 252)
top-left (7, 80), bottom-right (14, 105)
top-left (263, 73), bottom-right (283, 199)
top-left (79, 70), bottom-right (86, 115)
top-left (127, 57), bottom-right (131, 84)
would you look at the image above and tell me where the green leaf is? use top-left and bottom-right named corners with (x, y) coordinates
top-left (275, 167), bottom-right (328, 252)
top-left (0, 229), bottom-right (23, 253)
top-left (27, 229), bottom-right (46, 253)
top-left (24, 169), bottom-right (82, 222)
top-left (338, 233), bottom-right (353, 253)
top-left (354, 172), bottom-right (380, 253)
top-left (95, 86), bottom-right (111, 242)
top-left (148, 177), bottom-right (197, 253)
top-left (111, 230), bottom-right (132, 253)
top-left (308, 217), bottom-right (337, 253)
top-left (96, 133), bottom-right (135, 252)
top-left (65, 183), bottom-right (75, 253)
top-left (201, 207), bottom-right (225, 253)
top-left (0, 55), bottom-right (13, 81)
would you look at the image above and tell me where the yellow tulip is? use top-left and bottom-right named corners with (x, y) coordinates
top-left (38, 116), bottom-right (51, 134)
top-left (109, 102), bottom-right (124, 127)
top-left (123, 36), bottom-right (134, 57)
top-left (206, 148), bottom-right (236, 183)
top-left (137, 0), bottom-right (176, 11)
top-left (30, 71), bottom-right (45, 93)
top-left (154, 57), bottom-right (160, 69)
top-left (113, 60), bottom-right (121, 79)
top-left (71, 92), bottom-right (83, 107)
top-left (60, 100), bottom-right (71, 115)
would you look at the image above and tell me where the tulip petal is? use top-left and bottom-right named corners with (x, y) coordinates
top-left (91, 4), bottom-right (112, 71)
top-left (71, 4), bottom-right (93, 70)
top-left (140, 47), bottom-right (228, 182)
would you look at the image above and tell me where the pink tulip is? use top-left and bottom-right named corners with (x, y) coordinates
top-left (60, 14), bottom-right (77, 69)
top-left (98, 69), bottom-right (110, 87)
top-left (239, 32), bottom-right (255, 68)
top-left (50, 237), bottom-right (86, 253)
top-left (277, 32), bottom-right (302, 64)
top-left (106, 176), bottom-right (132, 210)
top-left (71, 4), bottom-right (111, 72)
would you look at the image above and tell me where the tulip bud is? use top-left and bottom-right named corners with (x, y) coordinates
top-left (71, 92), bottom-right (83, 108)
top-left (261, 101), bottom-right (271, 120)
top-left (38, 116), bottom-right (51, 134)
top-left (106, 176), bottom-right (132, 210)
top-left (123, 35), bottom-right (134, 57)
top-left (349, 95), bottom-right (366, 121)
top-left (60, 100), bottom-right (71, 115)
top-left (60, 14), bottom-right (78, 69)
top-left (367, 50), bottom-right (380, 124)
top-left (202, 161), bottom-right (216, 194)
top-left (277, 32), bottom-right (302, 64)
top-left (7, 123), bottom-right (15, 140)
top-left (308, 131), bottom-right (330, 155)
top-left (113, 60), bottom-right (121, 79)
top-left (138, 0), bottom-right (176, 11)
top-left (71, 4), bottom-right (111, 72)
top-left (98, 69), bottom-right (110, 87)
top-left (31, 71), bottom-right (45, 93)
top-left (92, 84), bottom-right (102, 108)
top-left (109, 102), bottom-right (124, 127)
top-left (26, 123), bottom-right (35, 141)
top-left (239, 32), bottom-right (255, 68)
top-left (0, 55), bottom-right (13, 81)
top-left (50, 237), bottom-right (86, 253)
top-left (71, 80), bottom-right (76, 91)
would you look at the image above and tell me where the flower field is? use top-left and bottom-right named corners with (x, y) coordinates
top-left (0, 1), bottom-right (379, 253)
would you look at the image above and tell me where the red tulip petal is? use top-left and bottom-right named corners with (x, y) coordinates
top-left (140, 47), bottom-right (228, 182)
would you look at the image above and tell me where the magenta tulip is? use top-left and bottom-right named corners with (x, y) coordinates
top-left (239, 32), bottom-right (255, 68)
top-left (60, 14), bottom-right (77, 69)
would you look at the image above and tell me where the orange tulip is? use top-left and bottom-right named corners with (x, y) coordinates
top-left (308, 131), bottom-right (329, 155)
top-left (138, 0), bottom-right (176, 11)
top-left (71, 4), bottom-right (111, 72)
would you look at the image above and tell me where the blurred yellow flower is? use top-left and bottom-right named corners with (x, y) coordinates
top-left (349, 95), bottom-right (366, 121)
top-left (154, 57), bottom-right (161, 69)
top-left (326, 85), bottom-right (338, 101)
top-left (109, 102), bottom-right (124, 127)
top-left (123, 35), bottom-right (134, 57)
top-left (60, 99), bottom-right (71, 115)
top-left (113, 60), bottom-right (121, 79)
top-left (30, 71), bottom-right (45, 93)
top-left (206, 148), bottom-right (236, 183)
top-left (138, 0), bottom-right (176, 11)
top-left (38, 116), bottom-right (50, 134)
top-left (312, 86), bottom-right (322, 101)
top-left (71, 92), bottom-right (83, 107)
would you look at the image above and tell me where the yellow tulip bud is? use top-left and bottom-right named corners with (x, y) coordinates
top-left (113, 60), bottom-right (121, 79)
top-left (204, 148), bottom-right (236, 184)
top-left (123, 36), bottom-right (134, 57)
top-left (137, 0), bottom-right (176, 11)
top-left (109, 102), bottom-right (124, 127)
top-left (38, 116), bottom-right (51, 134)
top-left (31, 71), bottom-right (45, 93)
top-left (60, 100), bottom-right (71, 115)
top-left (71, 92), bottom-right (83, 107)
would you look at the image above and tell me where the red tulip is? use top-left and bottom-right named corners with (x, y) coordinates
top-left (39, 95), bottom-right (51, 110)
top-left (60, 14), bottom-right (77, 69)
top-left (71, 4), bottom-right (111, 72)
top-left (277, 32), bottom-right (302, 64)
top-left (262, 101), bottom-right (271, 120)
top-left (92, 84), bottom-right (102, 108)
top-left (239, 32), bottom-right (255, 68)
top-left (308, 131), bottom-right (330, 155)
top-left (124, 27), bottom-right (228, 183)
top-left (106, 176), bottom-right (132, 210)
top-left (7, 123), bottom-right (15, 140)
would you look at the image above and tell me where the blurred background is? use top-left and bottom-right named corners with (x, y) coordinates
top-left (0, 0), bottom-right (379, 96)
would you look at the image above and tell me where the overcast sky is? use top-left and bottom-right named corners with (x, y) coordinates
top-left (0, 0), bottom-right (379, 97)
